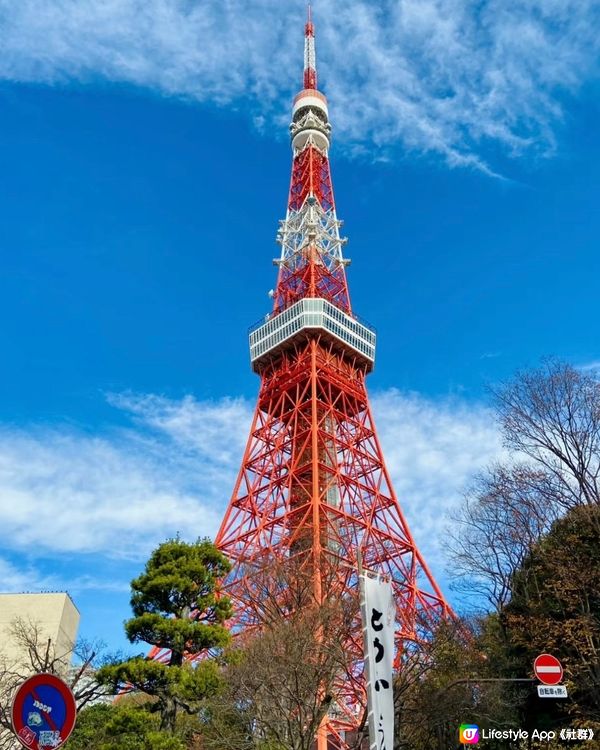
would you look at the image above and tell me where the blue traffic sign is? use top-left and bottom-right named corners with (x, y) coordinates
top-left (11, 673), bottom-right (77, 749)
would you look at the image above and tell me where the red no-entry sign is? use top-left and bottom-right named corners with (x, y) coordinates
top-left (534, 654), bottom-right (564, 686)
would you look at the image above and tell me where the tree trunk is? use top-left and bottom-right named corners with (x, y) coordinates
top-left (160, 695), bottom-right (177, 733)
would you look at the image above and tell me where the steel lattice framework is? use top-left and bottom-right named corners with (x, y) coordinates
top-left (214, 10), bottom-right (452, 749)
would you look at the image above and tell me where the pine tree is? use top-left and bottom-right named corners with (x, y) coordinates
top-left (98, 537), bottom-right (232, 732)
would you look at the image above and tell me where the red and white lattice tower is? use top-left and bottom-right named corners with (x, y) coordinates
top-left (215, 9), bottom-right (451, 747)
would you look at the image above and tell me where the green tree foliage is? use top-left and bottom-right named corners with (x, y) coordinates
top-left (503, 505), bottom-right (600, 729)
top-left (65, 702), bottom-right (189, 750)
top-left (443, 361), bottom-right (600, 746)
top-left (97, 538), bottom-right (232, 733)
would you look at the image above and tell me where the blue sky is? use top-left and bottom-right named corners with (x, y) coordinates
top-left (0, 0), bottom-right (599, 654)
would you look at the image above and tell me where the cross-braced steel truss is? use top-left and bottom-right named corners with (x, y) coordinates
top-left (215, 338), bottom-right (451, 746)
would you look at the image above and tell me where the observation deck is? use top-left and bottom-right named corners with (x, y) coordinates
top-left (249, 298), bottom-right (376, 373)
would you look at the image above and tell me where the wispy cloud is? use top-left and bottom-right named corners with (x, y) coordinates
top-left (0, 557), bottom-right (130, 595)
top-left (0, 1), bottom-right (598, 169)
top-left (577, 360), bottom-right (600, 372)
top-left (370, 389), bottom-right (502, 566)
top-left (0, 557), bottom-right (55, 593)
top-left (0, 396), bottom-right (252, 560)
top-left (0, 390), bottom-right (500, 581)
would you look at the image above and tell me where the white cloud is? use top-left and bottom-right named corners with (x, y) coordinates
top-left (0, 557), bottom-right (55, 593)
top-left (0, 396), bottom-right (253, 559)
top-left (370, 389), bottom-right (502, 567)
top-left (578, 360), bottom-right (600, 372)
top-left (0, 557), bottom-right (128, 595)
top-left (107, 392), bottom-right (250, 468)
top-left (0, 0), bottom-right (598, 169)
top-left (0, 390), bottom-right (499, 579)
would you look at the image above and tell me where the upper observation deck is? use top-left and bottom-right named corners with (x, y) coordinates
top-left (249, 297), bottom-right (376, 373)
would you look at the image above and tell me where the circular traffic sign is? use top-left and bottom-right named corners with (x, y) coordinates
top-left (534, 654), bottom-right (564, 686)
top-left (11, 673), bottom-right (77, 749)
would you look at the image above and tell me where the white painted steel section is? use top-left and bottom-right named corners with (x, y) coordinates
top-left (276, 197), bottom-right (347, 276)
top-left (292, 93), bottom-right (328, 118)
top-left (249, 298), bottom-right (375, 370)
top-left (292, 128), bottom-right (330, 153)
top-left (304, 33), bottom-right (316, 74)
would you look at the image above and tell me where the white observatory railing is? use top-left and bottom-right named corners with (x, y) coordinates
top-left (249, 297), bottom-right (376, 372)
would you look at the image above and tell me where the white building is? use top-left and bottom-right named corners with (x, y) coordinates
top-left (0, 592), bottom-right (80, 670)
top-left (0, 593), bottom-right (81, 749)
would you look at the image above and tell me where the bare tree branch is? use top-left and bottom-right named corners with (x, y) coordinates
top-left (447, 464), bottom-right (560, 611)
top-left (202, 559), bottom-right (360, 750)
top-left (0, 617), bottom-right (114, 748)
top-left (492, 359), bottom-right (600, 509)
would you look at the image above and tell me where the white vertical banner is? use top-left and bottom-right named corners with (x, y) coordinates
top-left (359, 573), bottom-right (396, 750)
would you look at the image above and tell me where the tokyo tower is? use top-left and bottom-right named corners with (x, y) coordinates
top-left (215, 8), bottom-right (451, 744)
